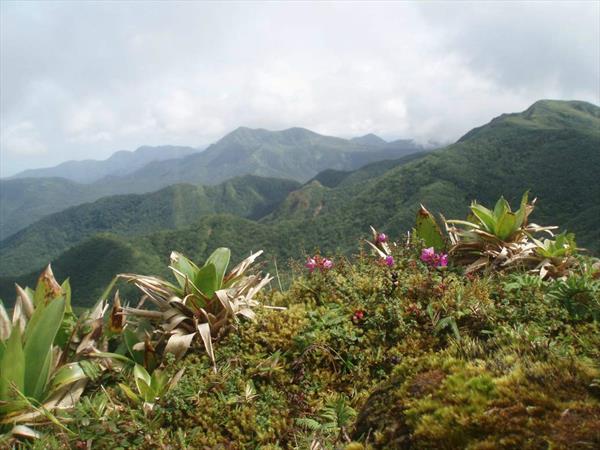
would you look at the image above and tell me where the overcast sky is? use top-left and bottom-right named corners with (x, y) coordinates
top-left (1, 1), bottom-right (599, 176)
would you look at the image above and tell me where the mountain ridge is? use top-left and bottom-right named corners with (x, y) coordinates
top-left (9, 145), bottom-right (199, 183)
top-left (0, 127), bottom-right (424, 238)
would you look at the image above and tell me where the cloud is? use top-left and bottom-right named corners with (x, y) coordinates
top-left (1, 121), bottom-right (47, 156)
top-left (1, 1), bottom-right (598, 176)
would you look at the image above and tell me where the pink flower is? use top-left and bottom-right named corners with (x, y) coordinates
top-left (306, 255), bottom-right (333, 272)
top-left (420, 247), bottom-right (448, 268)
top-left (376, 233), bottom-right (388, 244)
top-left (420, 247), bottom-right (435, 263)
top-left (384, 255), bottom-right (395, 267)
top-left (438, 254), bottom-right (448, 267)
top-left (305, 257), bottom-right (317, 272)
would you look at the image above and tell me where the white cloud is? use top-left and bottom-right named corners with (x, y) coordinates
top-left (0, 1), bottom-right (598, 176)
top-left (1, 121), bottom-right (47, 156)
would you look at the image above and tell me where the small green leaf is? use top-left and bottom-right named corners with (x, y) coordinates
top-left (150, 370), bottom-right (168, 395)
top-left (119, 383), bottom-right (140, 403)
top-left (47, 363), bottom-right (86, 396)
top-left (133, 364), bottom-right (152, 396)
top-left (137, 379), bottom-right (154, 402)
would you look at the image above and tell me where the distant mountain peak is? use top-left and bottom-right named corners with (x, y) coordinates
top-left (457, 99), bottom-right (600, 143)
top-left (351, 133), bottom-right (387, 146)
top-left (214, 126), bottom-right (333, 150)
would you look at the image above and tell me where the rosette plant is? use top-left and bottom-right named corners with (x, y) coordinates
top-left (118, 364), bottom-right (184, 412)
top-left (415, 193), bottom-right (578, 278)
top-left (120, 248), bottom-right (272, 369)
top-left (0, 266), bottom-right (108, 427)
top-left (444, 192), bottom-right (570, 275)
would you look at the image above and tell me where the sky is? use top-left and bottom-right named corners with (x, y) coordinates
top-left (1, 1), bottom-right (599, 177)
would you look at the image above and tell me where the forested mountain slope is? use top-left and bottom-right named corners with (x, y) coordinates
top-left (0, 175), bottom-right (300, 277)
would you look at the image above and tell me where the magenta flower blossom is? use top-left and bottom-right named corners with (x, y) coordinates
top-left (306, 255), bottom-right (333, 272)
top-left (439, 254), bottom-right (448, 267)
top-left (376, 233), bottom-right (388, 244)
top-left (420, 247), bottom-right (436, 263)
top-left (384, 255), bottom-right (395, 267)
top-left (420, 247), bottom-right (448, 268)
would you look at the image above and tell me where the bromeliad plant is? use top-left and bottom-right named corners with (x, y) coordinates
top-left (529, 232), bottom-right (579, 279)
top-left (118, 364), bottom-right (183, 412)
top-left (414, 192), bottom-right (579, 278)
top-left (0, 266), bottom-right (108, 427)
top-left (444, 192), bottom-right (547, 272)
top-left (119, 248), bottom-right (273, 369)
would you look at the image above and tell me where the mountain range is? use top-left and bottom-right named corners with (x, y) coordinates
top-left (0, 99), bottom-right (598, 307)
top-left (9, 145), bottom-right (199, 183)
top-left (0, 129), bottom-right (423, 239)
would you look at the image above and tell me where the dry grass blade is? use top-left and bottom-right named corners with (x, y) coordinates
top-left (164, 333), bottom-right (196, 360)
top-left (224, 250), bottom-right (264, 283)
top-left (197, 323), bottom-right (216, 371)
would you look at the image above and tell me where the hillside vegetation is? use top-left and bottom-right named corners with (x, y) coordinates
top-left (0, 176), bottom-right (300, 277)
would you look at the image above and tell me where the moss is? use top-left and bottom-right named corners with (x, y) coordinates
top-left (353, 351), bottom-right (600, 449)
